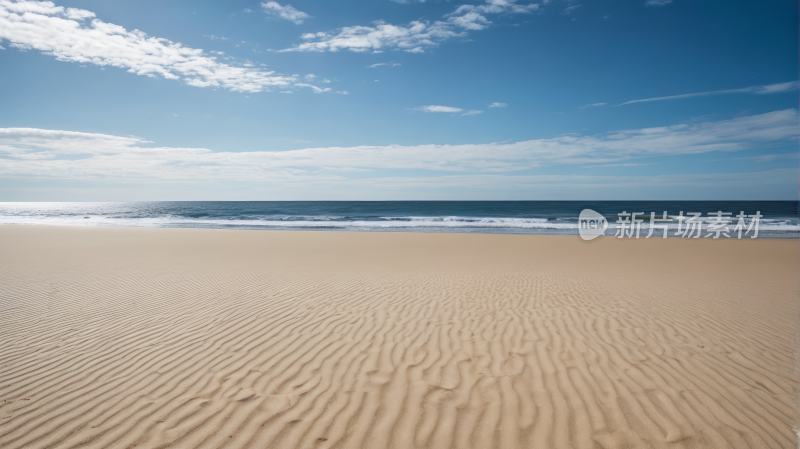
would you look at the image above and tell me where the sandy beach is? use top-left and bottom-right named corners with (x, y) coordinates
top-left (0, 225), bottom-right (796, 449)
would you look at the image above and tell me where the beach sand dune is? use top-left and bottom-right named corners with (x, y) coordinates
top-left (0, 226), bottom-right (797, 448)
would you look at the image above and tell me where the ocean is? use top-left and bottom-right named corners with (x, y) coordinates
top-left (0, 201), bottom-right (797, 238)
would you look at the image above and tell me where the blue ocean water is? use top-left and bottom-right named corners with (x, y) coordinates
top-left (0, 201), bottom-right (797, 237)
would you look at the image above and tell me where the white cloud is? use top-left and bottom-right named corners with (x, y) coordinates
top-left (1, 110), bottom-right (796, 185)
top-left (645, 0), bottom-right (672, 5)
top-left (282, 0), bottom-right (539, 53)
top-left (301, 31), bottom-right (328, 40)
top-left (461, 110), bottom-right (483, 116)
top-left (65, 6), bottom-right (93, 19)
top-left (305, 73), bottom-right (317, 80)
top-left (448, 12), bottom-right (491, 31)
top-left (579, 102), bottom-right (607, 108)
top-left (447, 0), bottom-right (539, 19)
top-left (619, 81), bottom-right (800, 106)
top-left (754, 81), bottom-right (799, 94)
top-left (489, 102), bottom-right (508, 108)
top-left (281, 20), bottom-right (463, 53)
top-left (412, 105), bottom-right (463, 113)
top-left (243, 8), bottom-right (253, 13)
top-left (564, 4), bottom-right (582, 14)
top-left (367, 62), bottom-right (401, 68)
top-left (260, 1), bottom-right (310, 25)
top-left (294, 83), bottom-right (331, 93)
top-left (0, 0), bottom-right (295, 93)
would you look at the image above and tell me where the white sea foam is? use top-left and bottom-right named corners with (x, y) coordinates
top-left (0, 215), bottom-right (573, 229)
top-left (0, 214), bottom-right (798, 236)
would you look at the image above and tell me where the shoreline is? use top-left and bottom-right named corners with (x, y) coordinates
top-left (1, 222), bottom-right (798, 239)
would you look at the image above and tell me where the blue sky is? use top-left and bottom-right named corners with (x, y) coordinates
top-left (0, 0), bottom-right (797, 200)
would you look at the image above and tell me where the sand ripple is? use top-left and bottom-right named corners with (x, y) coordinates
top-left (0, 227), bottom-right (797, 448)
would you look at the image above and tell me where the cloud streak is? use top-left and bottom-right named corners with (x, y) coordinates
top-left (287, 20), bottom-right (462, 54)
top-left (1, 110), bottom-right (797, 184)
top-left (260, 1), bottom-right (310, 25)
top-left (0, 0), bottom-right (310, 93)
top-left (412, 105), bottom-right (463, 113)
top-left (618, 81), bottom-right (800, 106)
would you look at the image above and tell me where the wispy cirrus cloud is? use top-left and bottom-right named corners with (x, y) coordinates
top-left (367, 62), bottom-right (401, 68)
top-left (412, 105), bottom-right (463, 113)
top-left (489, 102), bottom-right (508, 108)
top-left (204, 34), bottom-right (231, 41)
top-left (461, 110), bottom-right (483, 116)
top-left (579, 102), bottom-right (607, 109)
top-left (281, 0), bottom-right (539, 53)
top-left (285, 20), bottom-right (463, 54)
top-left (645, 0), bottom-right (672, 6)
top-left (260, 1), bottom-right (310, 25)
top-left (618, 81), bottom-right (800, 106)
top-left (294, 83), bottom-right (331, 93)
top-left (446, 0), bottom-right (539, 21)
top-left (293, 83), bottom-right (348, 94)
top-left (1, 110), bottom-right (796, 184)
top-left (0, 0), bottom-right (330, 94)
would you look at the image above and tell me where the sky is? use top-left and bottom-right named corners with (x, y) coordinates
top-left (0, 0), bottom-right (797, 200)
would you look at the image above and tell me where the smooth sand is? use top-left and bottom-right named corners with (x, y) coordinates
top-left (0, 226), bottom-right (797, 449)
